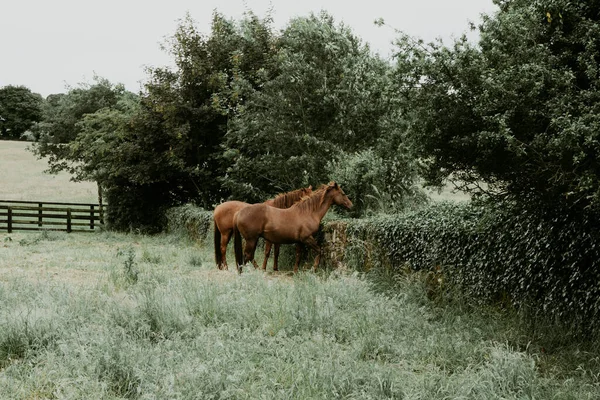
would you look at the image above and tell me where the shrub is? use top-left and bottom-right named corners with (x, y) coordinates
top-left (165, 204), bottom-right (213, 244)
top-left (331, 202), bottom-right (600, 332)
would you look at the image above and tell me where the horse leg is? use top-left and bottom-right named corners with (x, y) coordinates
top-left (220, 230), bottom-right (232, 270)
top-left (302, 236), bottom-right (321, 272)
top-left (293, 244), bottom-right (302, 273)
top-left (262, 241), bottom-right (272, 270)
top-left (244, 239), bottom-right (260, 271)
top-left (273, 244), bottom-right (280, 272)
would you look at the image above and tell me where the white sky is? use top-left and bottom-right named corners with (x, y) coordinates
top-left (0, 0), bottom-right (498, 98)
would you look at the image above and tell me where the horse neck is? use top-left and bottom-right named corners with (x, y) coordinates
top-left (301, 189), bottom-right (335, 222)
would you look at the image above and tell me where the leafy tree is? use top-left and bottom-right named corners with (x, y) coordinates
top-left (397, 0), bottom-right (600, 213)
top-left (31, 77), bottom-right (132, 176)
top-left (66, 92), bottom-right (140, 183)
top-left (223, 12), bottom-right (421, 211)
top-left (117, 11), bottom-right (277, 211)
top-left (73, 11), bottom-right (278, 230)
top-left (0, 85), bottom-right (43, 139)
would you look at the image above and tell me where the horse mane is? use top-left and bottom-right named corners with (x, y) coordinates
top-left (292, 184), bottom-right (333, 213)
top-left (269, 186), bottom-right (312, 209)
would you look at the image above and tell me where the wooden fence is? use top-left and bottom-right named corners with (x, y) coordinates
top-left (0, 200), bottom-right (104, 233)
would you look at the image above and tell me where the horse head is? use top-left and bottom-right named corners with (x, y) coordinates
top-left (327, 181), bottom-right (352, 210)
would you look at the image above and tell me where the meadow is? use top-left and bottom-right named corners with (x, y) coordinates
top-left (1, 140), bottom-right (600, 399)
top-left (0, 141), bottom-right (97, 203)
top-left (2, 230), bottom-right (600, 399)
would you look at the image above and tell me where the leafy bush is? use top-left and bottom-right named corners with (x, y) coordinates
top-left (332, 202), bottom-right (600, 332)
top-left (165, 204), bottom-right (213, 243)
top-left (326, 149), bottom-right (426, 217)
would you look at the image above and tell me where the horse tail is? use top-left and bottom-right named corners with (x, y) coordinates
top-left (233, 220), bottom-right (244, 273)
top-left (214, 220), bottom-right (222, 268)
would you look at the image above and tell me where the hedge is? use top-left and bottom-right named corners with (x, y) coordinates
top-left (165, 204), bottom-right (213, 243)
top-left (332, 202), bottom-right (600, 331)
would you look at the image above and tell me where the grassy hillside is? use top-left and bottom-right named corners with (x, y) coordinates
top-left (0, 140), bottom-right (97, 203)
top-left (0, 230), bottom-right (599, 399)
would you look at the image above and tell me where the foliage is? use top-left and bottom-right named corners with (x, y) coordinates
top-left (223, 12), bottom-right (418, 204)
top-left (86, 12), bottom-right (278, 231)
top-left (27, 11), bottom-right (422, 227)
top-left (0, 85), bottom-right (43, 140)
top-left (326, 149), bottom-right (426, 217)
top-left (334, 201), bottom-right (600, 332)
top-left (165, 204), bottom-right (213, 243)
top-left (102, 181), bottom-right (171, 233)
top-left (397, 0), bottom-right (600, 213)
top-left (116, 247), bottom-right (139, 285)
top-left (122, 11), bottom-right (278, 210)
top-left (30, 77), bottom-right (137, 180)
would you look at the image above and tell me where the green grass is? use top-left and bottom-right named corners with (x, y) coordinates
top-left (1, 230), bottom-right (599, 399)
top-left (0, 140), bottom-right (98, 203)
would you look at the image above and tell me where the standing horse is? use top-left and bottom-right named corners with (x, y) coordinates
top-left (213, 186), bottom-right (312, 270)
top-left (233, 182), bottom-right (352, 273)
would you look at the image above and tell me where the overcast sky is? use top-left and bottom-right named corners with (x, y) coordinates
top-left (0, 0), bottom-right (498, 98)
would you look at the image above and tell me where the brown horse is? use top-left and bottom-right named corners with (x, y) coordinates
top-left (213, 186), bottom-right (312, 270)
top-left (233, 182), bottom-right (352, 273)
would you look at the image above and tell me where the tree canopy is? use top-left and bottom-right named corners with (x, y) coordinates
top-left (0, 85), bottom-right (43, 139)
top-left (31, 77), bottom-right (135, 179)
top-left (398, 0), bottom-right (600, 213)
top-left (223, 12), bottom-right (421, 213)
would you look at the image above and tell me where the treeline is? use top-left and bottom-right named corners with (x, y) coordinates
top-left (1, 1), bottom-right (599, 230)
top-left (3, 12), bottom-right (422, 229)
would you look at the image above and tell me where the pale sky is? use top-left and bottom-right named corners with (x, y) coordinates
top-left (0, 0), bottom-right (498, 98)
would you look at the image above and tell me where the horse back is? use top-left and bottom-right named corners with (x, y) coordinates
top-left (214, 201), bottom-right (249, 232)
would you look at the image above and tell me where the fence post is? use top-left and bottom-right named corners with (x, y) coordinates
top-left (90, 205), bottom-right (95, 230)
top-left (38, 202), bottom-right (43, 227)
top-left (7, 207), bottom-right (12, 233)
top-left (67, 209), bottom-right (72, 233)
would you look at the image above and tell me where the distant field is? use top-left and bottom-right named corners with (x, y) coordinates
top-left (0, 140), bottom-right (97, 203)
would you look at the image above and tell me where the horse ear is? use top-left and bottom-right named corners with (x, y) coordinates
top-left (308, 185), bottom-right (312, 190)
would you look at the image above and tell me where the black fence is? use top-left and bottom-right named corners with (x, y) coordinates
top-left (0, 200), bottom-right (104, 233)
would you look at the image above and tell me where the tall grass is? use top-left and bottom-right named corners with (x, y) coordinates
top-left (0, 230), bottom-right (599, 398)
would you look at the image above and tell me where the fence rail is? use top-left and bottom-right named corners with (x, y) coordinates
top-left (0, 200), bottom-right (104, 233)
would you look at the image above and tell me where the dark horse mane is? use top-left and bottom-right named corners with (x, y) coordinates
top-left (269, 186), bottom-right (311, 208)
top-left (291, 184), bottom-right (333, 213)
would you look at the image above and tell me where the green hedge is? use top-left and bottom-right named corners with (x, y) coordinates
top-left (335, 202), bottom-right (600, 331)
top-left (165, 204), bottom-right (213, 243)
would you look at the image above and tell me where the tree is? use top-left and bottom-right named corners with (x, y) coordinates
top-left (0, 85), bottom-right (43, 139)
top-left (112, 11), bottom-right (277, 211)
top-left (31, 77), bottom-right (132, 176)
top-left (223, 12), bottom-right (421, 212)
top-left (397, 0), bottom-right (600, 213)
top-left (30, 78), bottom-right (138, 212)
top-left (73, 11), bottom-right (278, 230)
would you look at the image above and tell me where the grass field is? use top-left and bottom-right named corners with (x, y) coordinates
top-left (0, 140), bottom-right (98, 203)
top-left (1, 230), bottom-right (600, 399)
